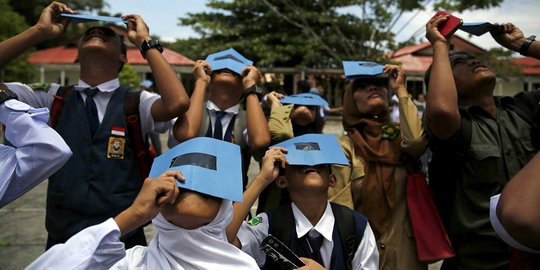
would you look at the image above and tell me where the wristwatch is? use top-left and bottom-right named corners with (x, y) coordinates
top-left (0, 87), bottom-right (18, 104)
top-left (519, 35), bottom-right (536, 56)
top-left (242, 84), bottom-right (262, 100)
top-left (140, 39), bottom-right (164, 58)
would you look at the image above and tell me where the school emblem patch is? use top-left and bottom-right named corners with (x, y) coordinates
top-left (27, 83), bottom-right (51, 92)
top-left (247, 216), bottom-right (263, 226)
top-left (107, 137), bottom-right (125, 159)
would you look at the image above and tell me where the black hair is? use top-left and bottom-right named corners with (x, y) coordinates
top-left (297, 80), bottom-right (312, 93)
top-left (424, 51), bottom-right (474, 89)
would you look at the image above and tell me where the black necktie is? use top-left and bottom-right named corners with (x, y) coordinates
top-left (213, 111), bottom-right (227, 140)
top-left (306, 232), bottom-right (324, 266)
top-left (84, 88), bottom-right (99, 136)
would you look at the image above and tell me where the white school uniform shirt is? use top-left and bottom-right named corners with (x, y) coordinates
top-left (206, 100), bottom-right (239, 138)
top-left (0, 99), bottom-right (71, 207)
top-left (4, 79), bottom-right (170, 137)
top-left (237, 201), bottom-right (379, 269)
top-left (167, 100), bottom-right (249, 148)
top-left (489, 194), bottom-right (540, 253)
top-left (27, 199), bottom-right (259, 270)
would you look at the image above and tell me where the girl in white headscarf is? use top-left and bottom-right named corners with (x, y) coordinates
top-left (27, 171), bottom-right (259, 270)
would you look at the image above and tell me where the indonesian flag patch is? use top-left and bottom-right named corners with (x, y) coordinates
top-left (111, 126), bottom-right (126, 137)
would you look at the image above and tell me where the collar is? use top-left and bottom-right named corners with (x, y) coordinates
top-left (75, 78), bottom-right (120, 93)
top-left (459, 96), bottom-right (515, 119)
top-left (291, 201), bottom-right (334, 242)
top-left (206, 100), bottom-right (239, 115)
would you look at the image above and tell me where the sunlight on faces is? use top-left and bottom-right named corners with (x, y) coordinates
top-left (76, 26), bottom-right (126, 71)
top-left (351, 78), bottom-right (389, 115)
top-left (278, 164), bottom-right (335, 193)
top-left (161, 189), bottom-right (222, 230)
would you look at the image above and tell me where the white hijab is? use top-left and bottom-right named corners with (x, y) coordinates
top-left (114, 199), bottom-right (258, 269)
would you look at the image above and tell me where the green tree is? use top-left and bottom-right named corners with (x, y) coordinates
top-left (119, 64), bottom-right (141, 90)
top-left (0, 0), bottom-right (37, 82)
top-left (174, 0), bottom-right (504, 68)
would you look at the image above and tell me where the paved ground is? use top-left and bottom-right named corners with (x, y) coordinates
top-left (0, 117), bottom-right (441, 269)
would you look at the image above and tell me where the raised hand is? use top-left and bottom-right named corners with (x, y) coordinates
top-left (425, 14), bottom-right (449, 45)
top-left (122, 14), bottom-right (151, 48)
top-left (193, 60), bottom-right (212, 84)
top-left (114, 171), bottom-right (185, 236)
top-left (241, 65), bottom-right (262, 90)
top-left (384, 64), bottom-right (407, 98)
top-left (266, 91), bottom-right (285, 108)
top-left (490, 23), bottom-right (526, 52)
top-left (34, 1), bottom-right (75, 40)
top-left (258, 147), bottom-right (289, 185)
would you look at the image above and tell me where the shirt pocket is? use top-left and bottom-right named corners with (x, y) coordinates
top-left (465, 144), bottom-right (502, 186)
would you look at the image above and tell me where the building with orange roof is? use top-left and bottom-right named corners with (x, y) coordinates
top-left (387, 35), bottom-right (540, 97)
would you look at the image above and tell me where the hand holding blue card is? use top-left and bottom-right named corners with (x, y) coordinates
top-left (342, 61), bottom-right (385, 80)
top-left (61, 13), bottom-right (127, 24)
top-left (460, 22), bottom-right (493, 36)
top-left (205, 48), bottom-right (253, 75)
top-left (149, 137), bottom-right (243, 202)
top-left (279, 93), bottom-right (328, 107)
top-left (272, 134), bottom-right (349, 166)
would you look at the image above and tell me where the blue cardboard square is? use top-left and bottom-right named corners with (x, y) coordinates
top-left (61, 13), bottom-right (127, 24)
top-left (272, 134), bottom-right (349, 166)
top-left (205, 48), bottom-right (253, 75)
top-left (279, 93), bottom-right (329, 107)
top-left (149, 137), bottom-right (243, 202)
top-left (459, 22), bottom-right (493, 36)
top-left (343, 61), bottom-right (384, 80)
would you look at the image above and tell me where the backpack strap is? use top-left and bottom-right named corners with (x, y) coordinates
top-left (50, 85), bottom-right (74, 129)
top-left (123, 90), bottom-right (154, 181)
top-left (331, 202), bottom-right (365, 270)
top-left (267, 204), bottom-right (294, 246)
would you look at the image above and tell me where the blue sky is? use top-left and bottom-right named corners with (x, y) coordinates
top-left (106, 0), bottom-right (540, 51)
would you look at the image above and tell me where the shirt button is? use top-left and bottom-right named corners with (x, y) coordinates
top-left (380, 243), bottom-right (385, 249)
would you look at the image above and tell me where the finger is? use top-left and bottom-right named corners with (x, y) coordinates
top-left (271, 146), bottom-right (289, 154)
top-left (429, 15), bottom-right (448, 28)
top-left (165, 177), bottom-right (177, 204)
top-left (279, 151), bottom-right (289, 168)
top-left (176, 170), bottom-right (186, 182)
top-left (171, 182), bottom-right (180, 205)
top-left (157, 195), bottom-right (170, 206)
top-left (155, 184), bottom-right (171, 206)
top-left (241, 66), bottom-right (251, 77)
